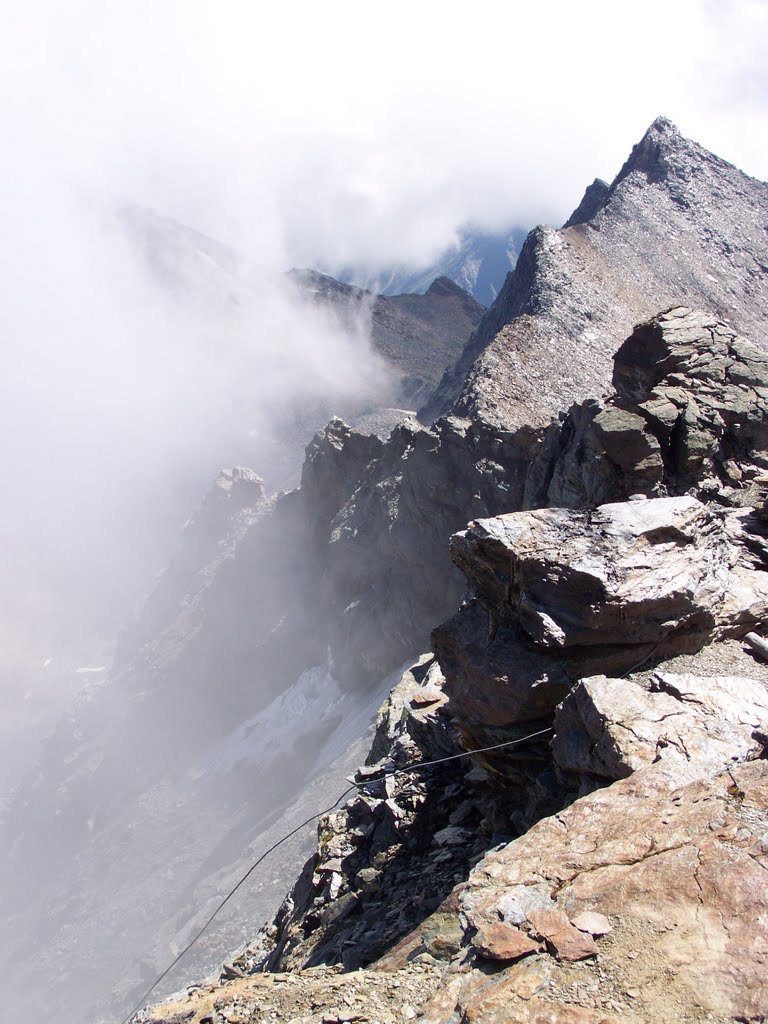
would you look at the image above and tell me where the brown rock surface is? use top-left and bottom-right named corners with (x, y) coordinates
top-left (526, 908), bottom-right (599, 962)
top-left (472, 920), bottom-right (542, 961)
top-left (553, 670), bottom-right (768, 780)
top-left (461, 759), bottom-right (768, 1022)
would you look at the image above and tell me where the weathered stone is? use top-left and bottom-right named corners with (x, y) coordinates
top-left (435, 495), bottom-right (760, 730)
top-left (462, 761), bottom-right (768, 1021)
top-left (421, 912), bottom-right (464, 961)
top-left (471, 921), bottom-right (542, 962)
top-left (570, 912), bottom-right (612, 936)
top-left (526, 908), bottom-right (598, 961)
top-left (454, 497), bottom-right (730, 650)
top-left (465, 993), bottom-right (619, 1024)
top-left (366, 653), bottom-right (453, 766)
top-left (553, 671), bottom-right (768, 780)
top-left (433, 826), bottom-right (475, 847)
top-left (452, 962), bottom-right (558, 1022)
top-left (536, 307), bottom-right (768, 509)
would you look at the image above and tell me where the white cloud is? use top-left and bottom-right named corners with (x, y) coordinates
top-left (3, 0), bottom-right (766, 268)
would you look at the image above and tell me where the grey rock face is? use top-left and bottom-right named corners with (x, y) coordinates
top-left (562, 177), bottom-right (610, 228)
top-left (452, 497), bottom-right (732, 649)
top-left (250, 655), bottom-right (490, 974)
top-left (298, 306), bottom-right (768, 693)
top-left (320, 415), bottom-right (541, 685)
top-left (423, 118), bottom-right (768, 429)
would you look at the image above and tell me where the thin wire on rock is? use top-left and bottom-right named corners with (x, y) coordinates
top-left (120, 724), bottom-right (553, 1024)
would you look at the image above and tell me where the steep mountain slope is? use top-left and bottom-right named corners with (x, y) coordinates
top-left (422, 117), bottom-right (768, 426)
top-left (128, 121), bottom-right (768, 1021)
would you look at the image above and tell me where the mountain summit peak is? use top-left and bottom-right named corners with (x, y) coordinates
top-left (612, 115), bottom-right (687, 186)
top-left (648, 114), bottom-right (680, 134)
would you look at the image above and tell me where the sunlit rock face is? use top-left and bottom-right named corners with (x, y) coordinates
top-left (433, 493), bottom-right (768, 734)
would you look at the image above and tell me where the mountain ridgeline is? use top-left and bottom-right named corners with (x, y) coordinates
top-left (333, 226), bottom-right (528, 307)
top-left (3, 118), bottom-right (768, 1024)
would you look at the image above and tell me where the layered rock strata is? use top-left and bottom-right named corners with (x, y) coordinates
top-left (434, 494), bottom-right (768, 738)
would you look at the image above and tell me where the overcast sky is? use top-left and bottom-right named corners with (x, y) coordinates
top-left (3, 0), bottom-right (767, 270)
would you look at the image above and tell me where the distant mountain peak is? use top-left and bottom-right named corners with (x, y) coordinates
top-left (333, 226), bottom-right (528, 306)
top-left (425, 275), bottom-right (471, 298)
top-left (423, 117), bottom-right (768, 429)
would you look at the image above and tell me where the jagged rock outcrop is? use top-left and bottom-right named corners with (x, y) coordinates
top-left (249, 656), bottom-right (491, 974)
top-left (422, 117), bottom-right (768, 428)
top-left (307, 306), bottom-right (768, 692)
top-left (433, 494), bottom-right (768, 737)
top-left (321, 414), bottom-right (541, 684)
top-left (563, 178), bottom-right (610, 229)
top-left (527, 306), bottom-right (768, 509)
top-left (141, 631), bottom-right (768, 1024)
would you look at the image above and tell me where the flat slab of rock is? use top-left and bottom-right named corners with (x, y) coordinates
top-left (527, 907), bottom-right (598, 962)
top-left (472, 921), bottom-right (542, 961)
top-left (452, 496), bottom-right (731, 650)
top-left (459, 760), bottom-right (768, 1022)
top-left (554, 670), bottom-right (768, 779)
top-left (570, 912), bottom-right (612, 936)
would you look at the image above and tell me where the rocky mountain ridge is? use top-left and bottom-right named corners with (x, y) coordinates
top-left (132, 119), bottom-right (768, 1023)
top-left (421, 117), bottom-right (768, 428)
top-left (5, 119), bottom-right (768, 1024)
top-left (141, 306), bottom-right (768, 1024)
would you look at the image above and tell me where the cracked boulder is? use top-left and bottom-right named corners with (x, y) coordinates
top-left (434, 494), bottom-right (768, 731)
top-left (553, 670), bottom-right (768, 780)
